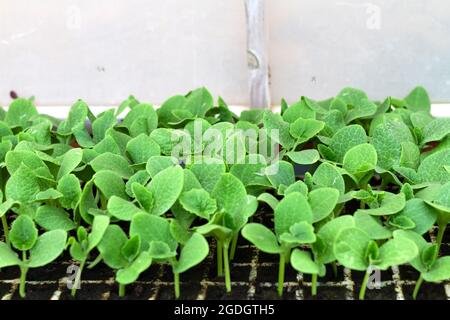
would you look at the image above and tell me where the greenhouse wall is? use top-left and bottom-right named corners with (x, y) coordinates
top-left (1, 0), bottom-right (450, 108)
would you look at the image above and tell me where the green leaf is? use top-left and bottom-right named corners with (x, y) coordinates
top-left (90, 152), bottom-right (133, 179)
top-left (262, 111), bottom-right (295, 149)
top-left (146, 156), bottom-right (178, 178)
top-left (0, 242), bottom-right (20, 267)
top-left (189, 158), bottom-right (226, 193)
top-left (93, 170), bottom-right (127, 199)
top-left (5, 98), bottom-right (38, 127)
top-left (334, 227), bottom-right (370, 271)
top-left (241, 223), bottom-right (282, 254)
top-left (392, 230), bottom-right (428, 272)
top-left (388, 215), bottom-right (416, 230)
top-left (57, 100), bottom-right (88, 135)
top-left (10, 215), bottom-right (38, 251)
top-left (28, 230), bottom-right (67, 268)
top-left (173, 233), bottom-right (209, 274)
top-left (396, 199), bottom-right (437, 234)
top-left (376, 236), bottom-right (418, 270)
top-left (282, 99), bottom-right (315, 123)
top-left (286, 149), bottom-right (320, 165)
top-left (312, 162), bottom-right (345, 196)
top-left (418, 149), bottom-right (450, 183)
top-left (211, 173), bottom-right (248, 231)
top-left (126, 134), bottom-right (160, 164)
top-left (179, 188), bottom-right (217, 219)
top-left (308, 187), bottom-right (339, 222)
top-left (35, 205), bottom-right (76, 231)
top-left (107, 196), bottom-right (145, 221)
top-left (256, 193), bottom-right (279, 211)
top-left (57, 148), bottom-right (83, 179)
top-left (57, 174), bottom-right (82, 209)
top-left (354, 212), bottom-right (392, 240)
top-left (147, 165), bottom-right (184, 216)
top-left (116, 251), bottom-right (152, 285)
top-left (274, 192), bottom-right (312, 237)
top-left (422, 118), bottom-right (450, 145)
top-left (148, 240), bottom-right (177, 259)
top-left (284, 180), bottom-right (308, 197)
top-left (265, 161), bottom-right (295, 189)
top-left (344, 99), bottom-right (377, 123)
top-left (87, 215), bottom-right (110, 252)
top-left (404, 86), bottom-right (431, 112)
top-left (130, 213), bottom-right (177, 251)
top-left (93, 135), bottom-right (121, 155)
top-left (279, 221), bottom-right (316, 245)
top-left (291, 249), bottom-right (321, 274)
top-left (184, 87), bottom-right (213, 117)
top-left (98, 225), bottom-right (128, 269)
top-left (92, 109), bottom-right (116, 142)
top-left (6, 150), bottom-right (53, 179)
top-left (337, 87), bottom-right (368, 107)
top-left (131, 183), bottom-right (153, 212)
top-left (329, 124), bottom-right (367, 162)
top-left (399, 141), bottom-right (420, 169)
top-left (126, 170), bottom-right (151, 197)
top-left (343, 143), bottom-right (377, 181)
top-left (35, 188), bottom-right (63, 201)
top-left (289, 118), bottom-right (324, 144)
top-left (121, 235), bottom-right (141, 262)
top-left (0, 199), bottom-right (18, 218)
top-left (372, 119), bottom-right (415, 170)
top-left (122, 103), bottom-right (157, 131)
top-left (356, 192), bottom-right (406, 216)
top-left (423, 257), bottom-right (450, 282)
top-left (5, 165), bottom-right (40, 203)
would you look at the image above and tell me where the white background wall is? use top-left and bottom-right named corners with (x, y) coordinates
top-left (0, 0), bottom-right (449, 107)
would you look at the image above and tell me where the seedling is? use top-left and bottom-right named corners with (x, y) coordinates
top-left (334, 227), bottom-right (418, 299)
top-left (0, 215), bottom-right (67, 298)
top-left (242, 187), bottom-right (339, 296)
top-left (67, 215), bottom-right (110, 297)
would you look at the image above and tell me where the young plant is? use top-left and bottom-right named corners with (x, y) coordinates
top-left (130, 212), bottom-right (209, 298)
top-left (290, 215), bottom-right (356, 295)
top-left (242, 192), bottom-right (317, 296)
top-left (394, 230), bottom-right (450, 299)
top-left (97, 224), bottom-right (152, 297)
top-left (67, 215), bottom-right (110, 297)
top-left (0, 215), bottom-right (67, 298)
top-left (334, 227), bottom-right (418, 299)
top-left (195, 173), bottom-right (255, 292)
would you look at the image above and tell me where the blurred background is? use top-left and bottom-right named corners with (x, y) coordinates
top-left (0, 0), bottom-right (449, 109)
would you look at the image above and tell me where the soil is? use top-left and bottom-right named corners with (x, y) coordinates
top-left (0, 207), bottom-right (449, 300)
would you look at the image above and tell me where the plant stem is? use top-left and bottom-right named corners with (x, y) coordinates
top-left (412, 274), bottom-right (424, 300)
top-left (229, 233), bottom-right (238, 261)
top-left (217, 240), bottom-right (223, 277)
top-left (1, 215), bottom-right (10, 246)
top-left (19, 266), bottom-right (28, 298)
top-left (359, 268), bottom-right (370, 300)
top-left (311, 274), bottom-right (318, 296)
top-left (331, 262), bottom-right (338, 278)
top-left (223, 242), bottom-right (231, 292)
top-left (436, 222), bottom-right (447, 251)
top-left (19, 251), bottom-right (28, 298)
top-left (71, 260), bottom-right (85, 297)
top-left (87, 254), bottom-right (102, 269)
top-left (174, 272), bottom-right (180, 299)
top-left (277, 253), bottom-right (285, 297)
top-left (119, 284), bottom-right (125, 297)
top-left (360, 201), bottom-right (365, 209)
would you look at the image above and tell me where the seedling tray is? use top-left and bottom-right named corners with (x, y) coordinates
top-left (1, 208), bottom-right (448, 300)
